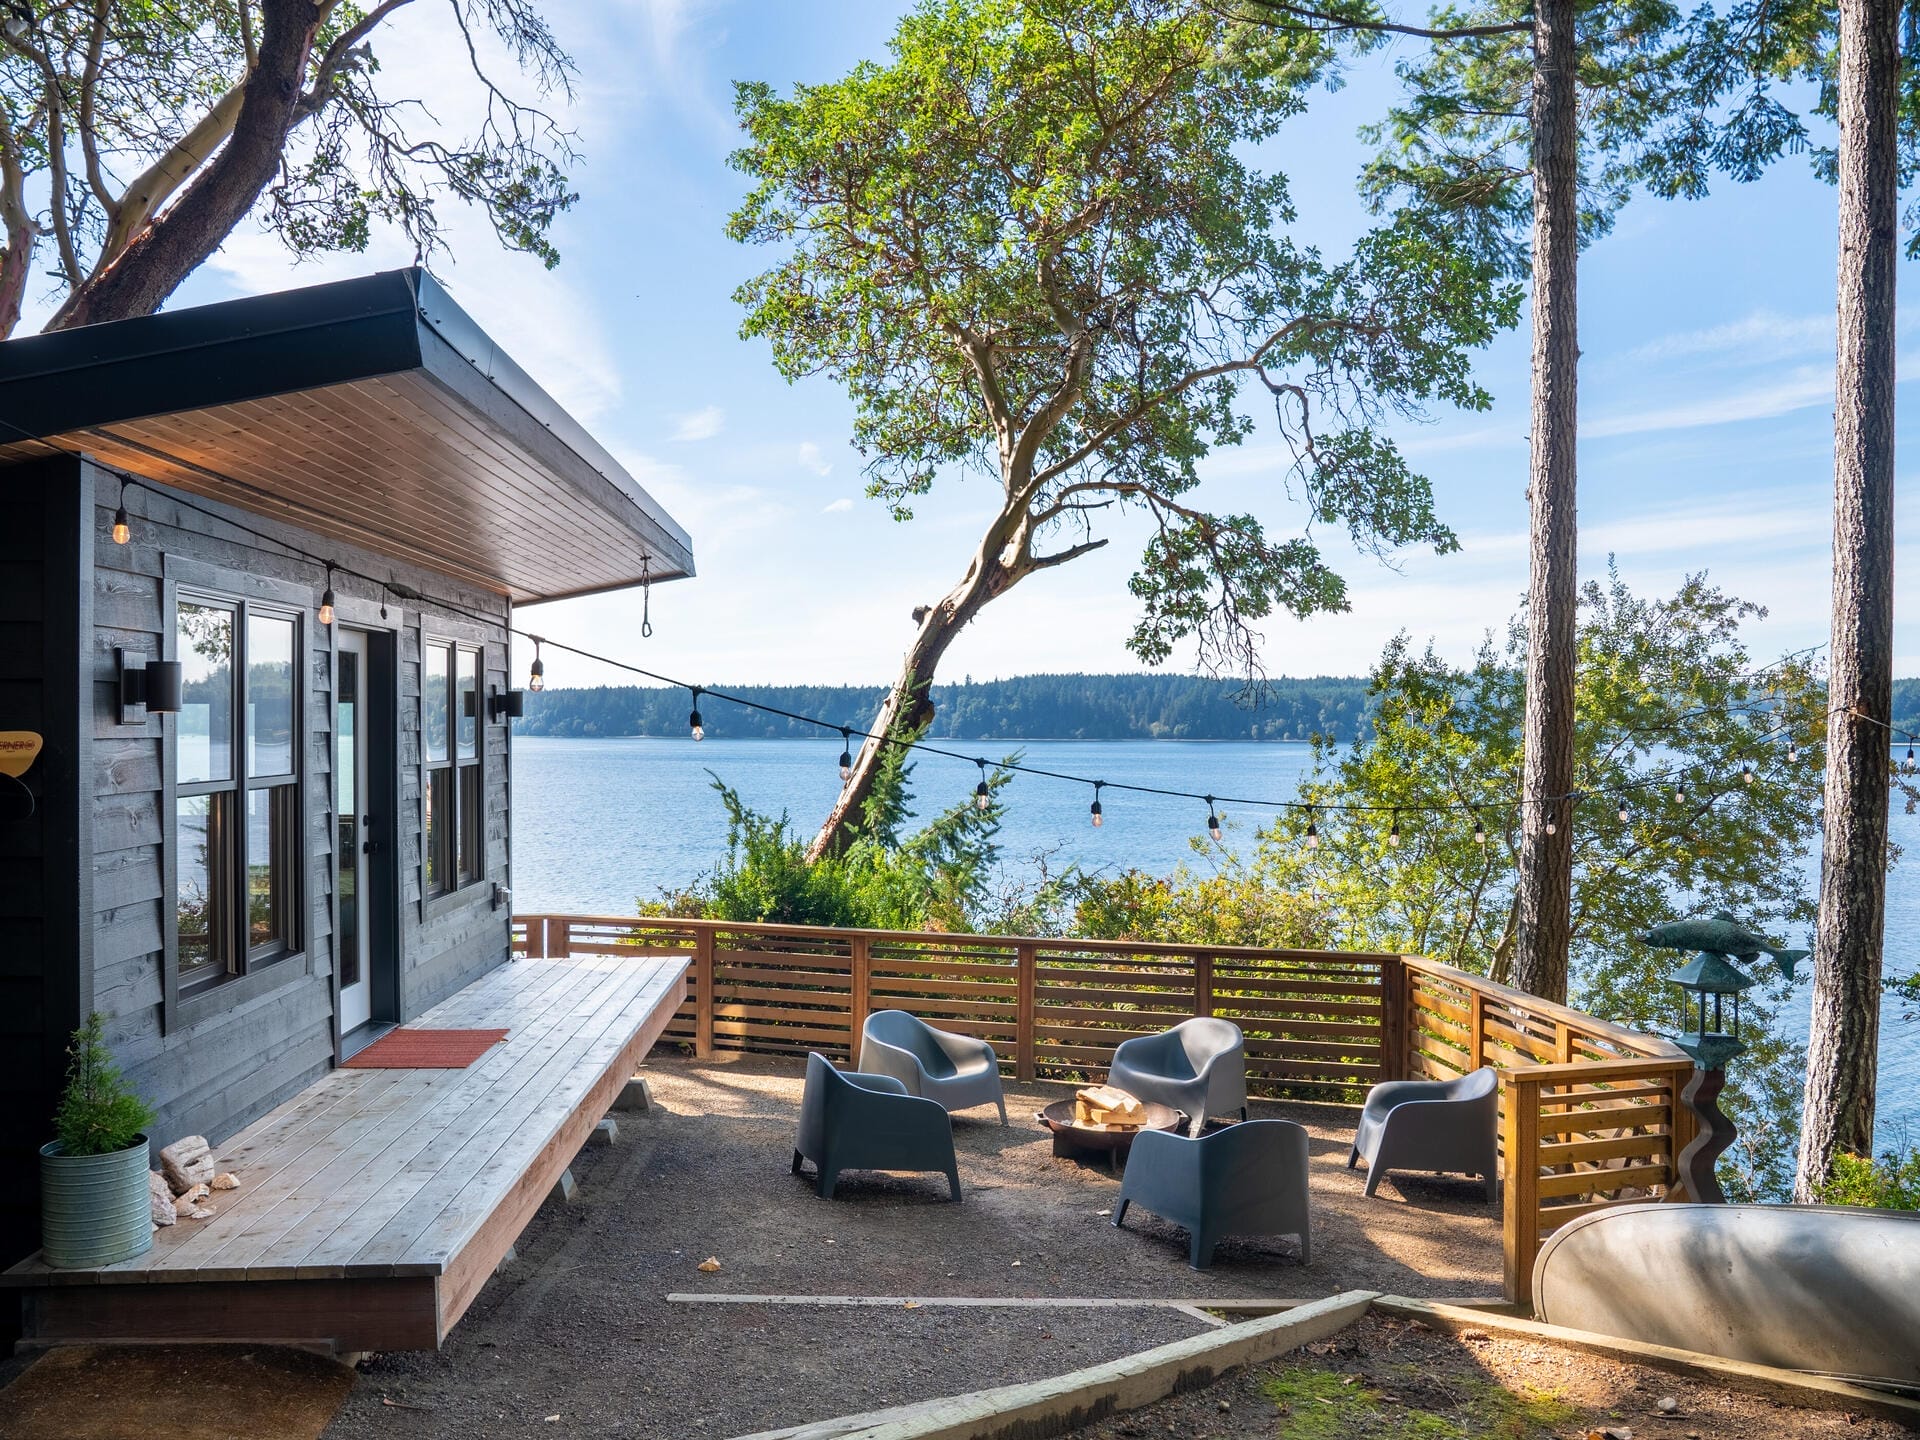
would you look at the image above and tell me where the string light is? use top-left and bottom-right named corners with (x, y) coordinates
top-left (54, 461), bottom-right (1833, 840)
top-left (1545, 808), bottom-right (1557, 836)
top-left (689, 688), bottom-right (705, 742)
top-left (974, 759), bottom-right (991, 811)
top-left (838, 729), bottom-right (854, 783)
top-left (112, 478), bottom-right (130, 546)
top-left (1303, 809), bottom-right (1319, 849)
top-left (1741, 760), bottom-right (1754, 785)
top-left (1387, 810), bottom-right (1400, 847)
top-left (1090, 781), bottom-right (1104, 829)
top-left (318, 563), bottom-right (336, 627)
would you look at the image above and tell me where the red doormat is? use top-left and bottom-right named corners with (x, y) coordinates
top-left (341, 1027), bottom-right (509, 1069)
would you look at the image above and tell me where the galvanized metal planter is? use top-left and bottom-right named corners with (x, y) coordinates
top-left (39, 1135), bottom-right (153, 1268)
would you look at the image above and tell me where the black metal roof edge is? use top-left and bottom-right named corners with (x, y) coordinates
top-left (408, 271), bottom-right (694, 561)
top-left (0, 268), bottom-right (694, 578)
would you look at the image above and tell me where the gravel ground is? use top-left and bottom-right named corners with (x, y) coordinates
top-left (322, 1052), bottom-right (1504, 1440)
top-left (1067, 1311), bottom-right (1920, 1439)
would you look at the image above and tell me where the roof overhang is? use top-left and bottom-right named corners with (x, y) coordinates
top-left (0, 269), bottom-right (694, 604)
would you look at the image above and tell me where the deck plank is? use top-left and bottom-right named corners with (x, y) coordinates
top-left (258, 961), bottom-right (654, 1278)
top-left (349, 960), bottom-right (673, 1268)
top-left (3, 952), bottom-right (687, 1356)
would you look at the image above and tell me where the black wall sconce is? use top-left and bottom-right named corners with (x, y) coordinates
top-left (487, 686), bottom-right (526, 723)
top-left (116, 648), bottom-right (183, 725)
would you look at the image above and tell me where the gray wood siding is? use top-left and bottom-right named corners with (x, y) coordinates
top-left (87, 479), bottom-right (514, 1159)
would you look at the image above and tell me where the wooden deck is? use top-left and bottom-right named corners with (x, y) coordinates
top-left (4, 954), bottom-right (687, 1353)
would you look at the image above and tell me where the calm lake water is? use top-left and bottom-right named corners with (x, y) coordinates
top-left (511, 735), bottom-right (1918, 1150)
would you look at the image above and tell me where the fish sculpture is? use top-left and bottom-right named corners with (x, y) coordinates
top-left (1640, 912), bottom-right (1810, 983)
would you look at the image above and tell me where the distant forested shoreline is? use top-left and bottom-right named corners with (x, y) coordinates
top-left (517, 673), bottom-right (1375, 743)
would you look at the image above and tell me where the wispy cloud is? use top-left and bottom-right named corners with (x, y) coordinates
top-left (1585, 366), bottom-right (1835, 439)
top-left (672, 405), bottom-right (725, 442)
top-left (798, 441), bottom-right (834, 476)
top-left (821, 497), bottom-right (853, 513)
top-left (1620, 310), bottom-right (1832, 368)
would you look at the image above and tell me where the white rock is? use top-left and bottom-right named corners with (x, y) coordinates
top-left (211, 1172), bottom-right (239, 1191)
top-left (175, 1182), bottom-right (210, 1206)
top-left (148, 1171), bottom-right (176, 1227)
top-left (159, 1135), bottom-right (214, 1193)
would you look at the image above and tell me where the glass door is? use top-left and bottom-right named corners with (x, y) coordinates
top-left (336, 628), bottom-right (372, 1035)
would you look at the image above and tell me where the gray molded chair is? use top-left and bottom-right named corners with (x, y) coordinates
top-left (1112, 1119), bottom-right (1311, 1269)
top-left (858, 1010), bottom-right (1009, 1125)
top-left (1348, 1065), bottom-right (1499, 1201)
top-left (792, 1051), bottom-right (962, 1201)
top-left (1107, 1017), bottom-right (1247, 1125)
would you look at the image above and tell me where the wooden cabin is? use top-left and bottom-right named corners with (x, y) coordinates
top-left (0, 270), bottom-right (694, 1347)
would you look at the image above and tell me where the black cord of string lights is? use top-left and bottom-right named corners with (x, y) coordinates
top-left (102, 467), bottom-right (1884, 829)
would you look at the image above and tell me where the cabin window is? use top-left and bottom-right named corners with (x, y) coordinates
top-left (174, 596), bottom-right (302, 994)
top-left (424, 639), bottom-right (484, 897)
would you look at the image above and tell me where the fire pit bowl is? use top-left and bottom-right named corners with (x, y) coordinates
top-left (1036, 1098), bottom-right (1187, 1172)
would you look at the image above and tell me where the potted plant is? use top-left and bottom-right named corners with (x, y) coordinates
top-left (40, 1012), bottom-right (157, 1267)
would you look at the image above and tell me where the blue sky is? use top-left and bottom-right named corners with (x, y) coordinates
top-left (141, 2), bottom-right (1908, 687)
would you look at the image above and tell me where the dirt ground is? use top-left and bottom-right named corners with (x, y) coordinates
top-left (321, 1052), bottom-right (1505, 1440)
top-left (1068, 1312), bottom-right (1920, 1440)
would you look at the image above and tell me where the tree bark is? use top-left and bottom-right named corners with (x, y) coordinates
top-left (45, 0), bottom-right (324, 331)
top-left (1796, 0), bottom-right (1898, 1202)
top-left (1510, 0), bottom-right (1580, 1006)
top-left (806, 550), bottom-right (1011, 862)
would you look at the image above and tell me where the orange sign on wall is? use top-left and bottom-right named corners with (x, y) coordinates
top-left (0, 731), bottom-right (43, 778)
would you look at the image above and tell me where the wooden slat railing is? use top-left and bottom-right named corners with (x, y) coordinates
top-left (510, 915), bottom-right (1696, 1303)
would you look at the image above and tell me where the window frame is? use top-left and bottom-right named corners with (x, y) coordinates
top-left (421, 627), bottom-right (488, 913)
top-left (161, 561), bottom-right (313, 1034)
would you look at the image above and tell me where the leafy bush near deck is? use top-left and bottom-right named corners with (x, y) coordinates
top-left (1816, 1146), bottom-right (1920, 1210)
top-left (643, 738), bottom-right (1029, 931)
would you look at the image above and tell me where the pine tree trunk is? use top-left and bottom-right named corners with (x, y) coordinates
top-left (1511, 0), bottom-right (1579, 1007)
top-left (1796, 0), bottom-right (1899, 1202)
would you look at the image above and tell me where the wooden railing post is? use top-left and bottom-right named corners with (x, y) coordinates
top-left (848, 934), bottom-right (872, 1057)
top-left (548, 917), bottom-right (572, 959)
top-left (1380, 957), bottom-right (1409, 1081)
top-left (1468, 988), bottom-right (1487, 1071)
top-left (1666, 1060), bottom-right (1701, 1201)
top-left (693, 928), bottom-right (715, 1060)
top-left (1015, 943), bottom-right (1037, 1082)
top-left (1502, 1071), bottom-right (1542, 1305)
top-left (521, 917), bottom-right (545, 959)
top-left (1194, 952), bottom-right (1214, 1018)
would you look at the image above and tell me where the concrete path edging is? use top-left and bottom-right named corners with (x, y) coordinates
top-left (1373, 1295), bottom-right (1920, 1427)
top-left (730, 1288), bottom-right (1379, 1440)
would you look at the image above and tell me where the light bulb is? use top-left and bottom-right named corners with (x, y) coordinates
top-left (1473, 818), bottom-right (1487, 845)
top-left (1208, 813), bottom-right (1222, 841)
top-left (1674, 781), bottom-right (1686, 802)
top-left (1304, 821), bottom-right (1319, 849)
top-left (1617, 800), bottom-right (1629, 824)
top-left (529, 641), bottom-right (545, 692)
top-left (1741, 762), bottom-right (1754, 785)
top-left (1387, 813), bottom-right (1400, 848)
top-left (1787, 743), bottom-right (1799, 764)
top-left (112, 507), bottom-right (130, 545)
top-left (975, 781), bottom-right (990, 810)
top-left (318, 587), bottom-right (335, 627)
top-left (689, 690), bottom-right (704, 741)
top-left (1545, 818), bottom-right (1557, 836)
top-left (838, 735), bottom-right (853, 782)
top-left (1090, 787), bottom-right (1103, 828)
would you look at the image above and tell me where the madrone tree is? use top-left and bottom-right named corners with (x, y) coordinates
top-left (727, 0), bottom-right (1517, 861)
top-left (0, 0), bottom-right (577, 336)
